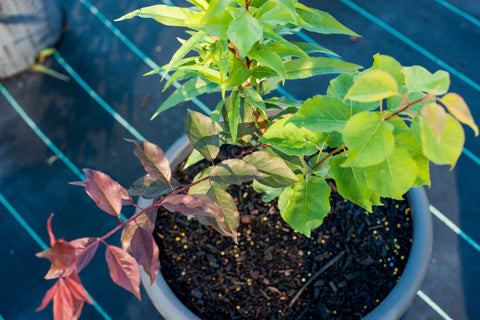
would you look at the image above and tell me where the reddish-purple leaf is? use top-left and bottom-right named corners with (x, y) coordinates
top-left (72, 297), bottom-right (84, 320)
top-left (70, 169), bottom-right (130, 217)
top-left (127, 140), bottom-right (172, 183)
top-left (53, 279), bottom-right (74, 320)
top-left (105, 244), bottom-right (141, 300)
top-left (36, 279), bottom-right (60, 311)
top-left (162, 194), bottom-right (223, 220)
top-left (36, 239), bottom-right (77, 280)
top-left (121, 208), bottom-right (156, 253)
top-left (47, 214), bottom-right (56, 246)
top-left (69, 237), bottom-right (99, 273)
top-left (65, 273), bottom-right (93, 305)
top-left (129, 174), bottom-right (179, 199)
top-left (131, 227), bottom-right (160, 286)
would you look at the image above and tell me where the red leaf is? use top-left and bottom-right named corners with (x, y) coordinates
top-left (70, 169), bottom-right (130, 217)
top-left (47, 214), bottom-right (56, 246)
top-left (65, 273), bottom-right (93, 305)
top-left (131, 227), bottom-right (160, 286)
top-left (53, 279), bottom-right (74, 320)
top-left (72, 298), bottom-right (85, 320)
top-left (162, 194), bottom-right (223, 220)
top-left (105, 244), bottom-right (141, 300)
top-left (127, 140), bottom-right (171, 183)
top-left (36, 280), bottom-right (60, 311)
top-left (36, 239), bottom-right (76, 280)
top-left (121, 208), bottom-right (156, 253)
top-left (69, 237), bottom-right (99, 273)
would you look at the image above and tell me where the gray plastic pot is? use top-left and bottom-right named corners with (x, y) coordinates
top-left (0, 0), bottom-right (63, 79)
top-left (138, 135), bottom-right (433, 320)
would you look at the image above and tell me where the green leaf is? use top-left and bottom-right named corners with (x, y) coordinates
top-left (185, 11), bottom-right (232, 38)
top-left (227, 90), bottom-right (241, 142)
top-left (295, 3), bottom-right (359, 36)
top-left (264, 147), bottom-right (313, 175)
top-left (209, 159), bottom-right (268, 185)
top-left (115, 5), bottom-right (196, 26)
top-left (344, 70), bottom-right (398, 102)
top-left (278, 175), bottom-right (331, 237)
top-left (421, 103), bottom-right (447, 138)
top-left (260, 115), bottom-right (323, 156)
top-left (162, 31), bottom-right (206, 81)
top-left (186, 0), bottom-right (209, 10)
top-left (202, 186), bottom-right (239, 243)
top-left (252, 180), bottom-right (284, 202)
top-left (176, 65), bottom-right (221, 84)
top-left (283, 57), bottom-right (361, 80)
top-left (185, 109), bottom-right (220, 161)
top-left (183, 149), bottom-right (205, 170)
top-left (417, 114), bottom-right (465, 168)
top-left (216, 39), bottom-right (230, 83)
top-left (327, 73), bottom-right (379, 114)
top-left (393, 125), bottom-right (430, 188)
top-left (386, 88), bottom-right (426, 114)
top-left (342, 112), bottom-right (395, 167)
top-left (223, 57), bottom-right (251, 89)
top-left (372, 54), bottom-right (404, 86)
top-left (441, 93), bottom-right (478, 136)
top-left (227, 11), bottom-right (263, 56)
top-left (152, 77), bottom-right (220, 118)
top-left (289, 95), bottom-right (352, 133)
top-left (329, 155), bottom-right (376, 212)
top-left (402, 66), bottom-right (450, 95)
top-left (243, 151), bottom-right (299, 187)
top-left (243, 86), bottom-right (267, 117)
top-left (256, 0), bottom-right (297, 28)
top-left (364, 144), bottom-right (418, 199)
top-left (248, 49), bottom-right (285, 82)
top-left (263, 31), bottom-right (308, 58)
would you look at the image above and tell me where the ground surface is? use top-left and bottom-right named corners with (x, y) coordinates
top-left (1, 0), bottom-right (479, 319)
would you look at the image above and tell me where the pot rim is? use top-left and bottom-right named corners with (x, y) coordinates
top-left (138, 135), bottom-right (432, 320)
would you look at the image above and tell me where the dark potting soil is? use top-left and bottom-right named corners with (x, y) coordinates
top-left (153, 147), bottom-right (413, 320)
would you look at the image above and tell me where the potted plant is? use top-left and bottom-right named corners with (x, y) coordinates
top-left (35, 1), bottom-right (478, 319)
top-left (0, 0), bottom-right (63, 79)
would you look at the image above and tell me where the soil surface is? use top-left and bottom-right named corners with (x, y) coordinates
top-left (153, 147), bottom-right (412, 320)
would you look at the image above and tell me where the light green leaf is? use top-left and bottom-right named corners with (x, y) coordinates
top-left (152, 77), bottom-right (220, 118)
top-left (417, 114), bottom-right (465, 168)
top-left (344, 69), bottom-right (398, 102)
top-left (162, 31), bottom-right (206, 81)
top-left (295, 3), bottom-right (359, 36)
top-left (342, 112), bottom-right (395, 167)
top-left (183, 149), bottom-right (205, 170)
top-left (278, 175), bottom-right (331, 237)
top-left (227, 90), bottom-right (241, 142)
top-left (365, 144), bottom-right (418, 199)
top-left (289, 95), bottom-right (352, 133)
top-left (216, 39), bottom-right (230, 83)
top-left (185, 11), bottom-right (232, 38)
top-left (260, 115), bottom-right (323, 156)
top-left (209, 159), bottom-right (268, 185)
top-left (372, 54), bottom-right (404, 86)
top-left (290, 41), bottom-right (340, 57)
top-left (186, 0), bottom-right (209, 10)
top-left (441, 93), bottom-right (478, 136)
top-left (264, 147), bottom-right (313, 175)
top-left (243, 151), bottom-right (299, 187)
top-left (329, 155), bottom-right (376, 212)
top-left (243, 86), bottom-right (267, 116)
top-left (248, 49), bottom-right (285, 82)
top-left (284, 57), bottom-right (361, 80)
top-left (386, 88), bottom-right (426, 114)
top-left (227, 11), bottom-right (263, 56)
top-left (256, 0), bottom-right (297, 28)
top-left (402, 66), bottom-right (450, 95)
top-left (176, 66), bottom-right (221, 83)
top-left (115, 5), bottom-right (196, 26)
top-left (185, 109), bottom-right (220, 161)
top-left (421, 103), bottom-right (447, 138)
top-left (252, 180), bottom-right (284, 202)
top-left (263, 31), bottom-right (309, 58)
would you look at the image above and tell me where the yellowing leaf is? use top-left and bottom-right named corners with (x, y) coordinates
top-left (441, 93), bottom-right (478, 136)
top-left (421, 103), bottom-right (447, 138)
top-left (345, 70), bottom-right (398, 102)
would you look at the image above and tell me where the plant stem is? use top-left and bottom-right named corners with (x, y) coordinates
top-left (384, 93), bottom-right (433, 120)
top-left (311, 145), bottom-right (345, 171)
